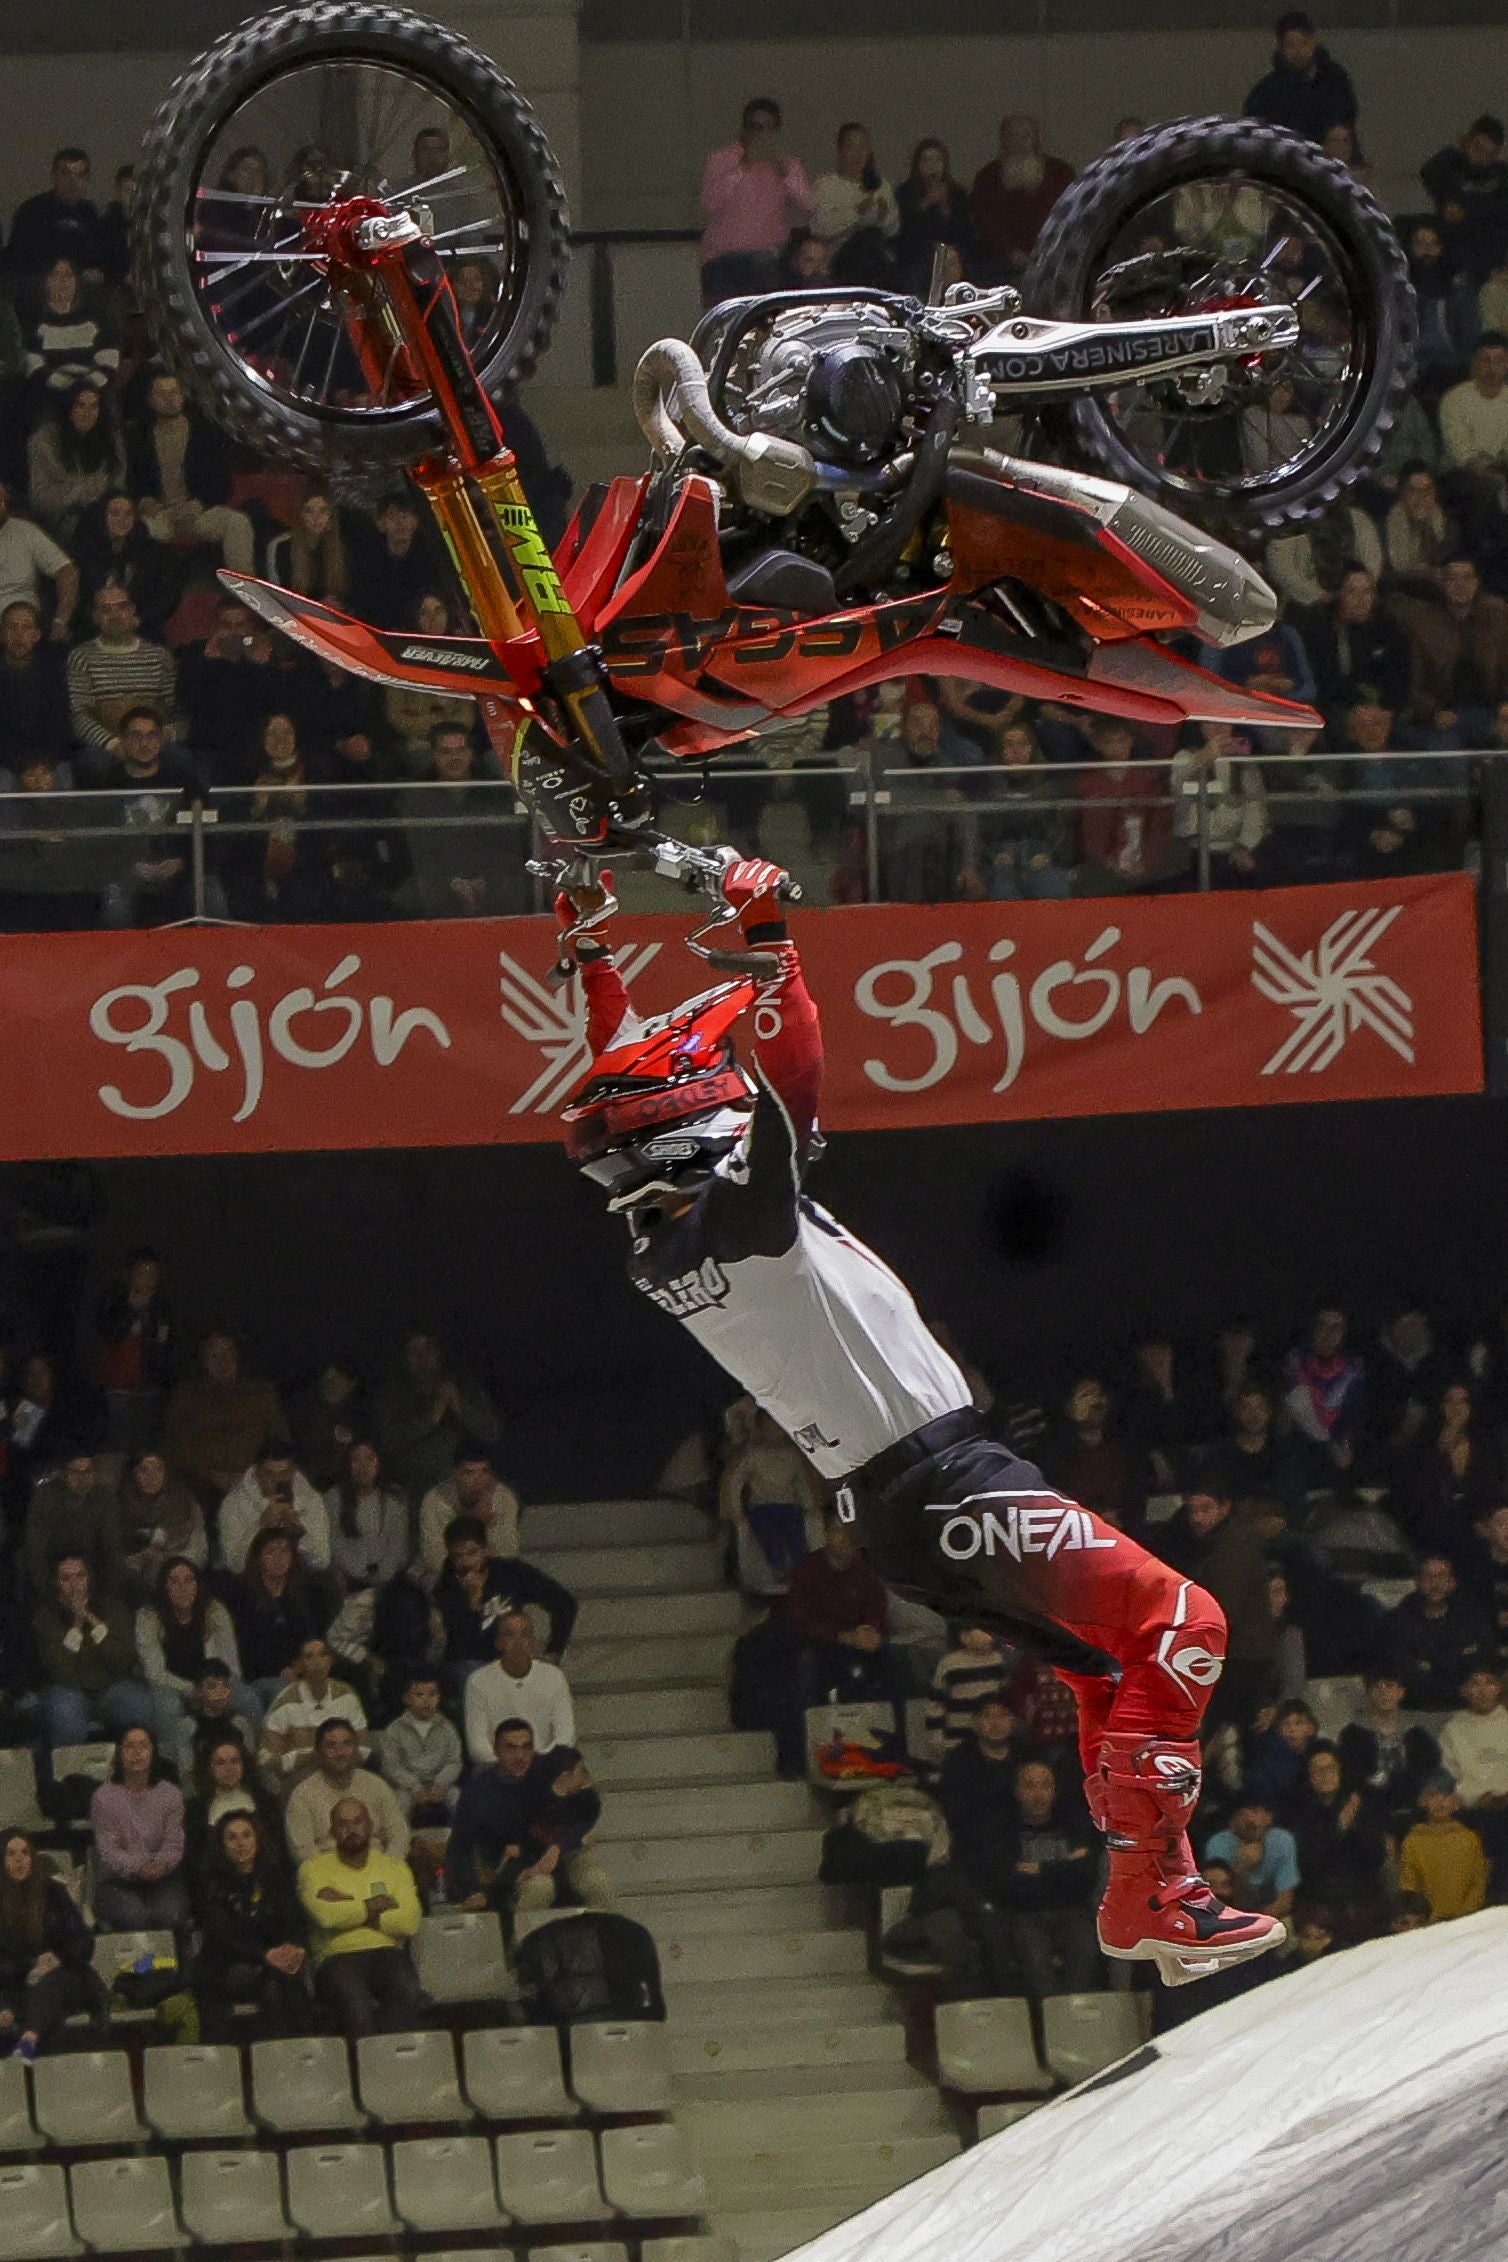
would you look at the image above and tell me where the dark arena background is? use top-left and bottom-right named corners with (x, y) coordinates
top-left (1, 6), bottom-right (1508, 2261)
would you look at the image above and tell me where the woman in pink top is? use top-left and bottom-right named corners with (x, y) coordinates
top-left (700, 97), bottom-right (813, 306)
top-left (90, 1724), bottom-right (189, 1934)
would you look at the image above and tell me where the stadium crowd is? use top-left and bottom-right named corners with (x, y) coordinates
top-left (2, 12), bottom-right (1508, 919)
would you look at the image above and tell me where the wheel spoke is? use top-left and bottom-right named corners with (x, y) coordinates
top-left (233, 273), bottom-right (329, 343)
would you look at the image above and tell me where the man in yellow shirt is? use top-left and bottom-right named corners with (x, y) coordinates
top-left (297, 1795), bottom-right (429, 2037)
top-left (1398, 1773), bottom-right (1490, 1924)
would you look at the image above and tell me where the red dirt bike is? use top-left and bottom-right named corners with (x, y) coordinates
top-left (133, 3), bottom-right (1415, 918)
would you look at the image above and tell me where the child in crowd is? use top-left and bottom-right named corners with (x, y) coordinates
top-left (380, 1669), bottom-right (464, 1824)
top-left (924, 1617), bottom-right (1019, 1762)
top-left (1398, 1771), bottom-right (1490, 1922)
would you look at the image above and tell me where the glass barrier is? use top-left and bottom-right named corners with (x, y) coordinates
top-left (0, 749), bottom-right (1486, 933)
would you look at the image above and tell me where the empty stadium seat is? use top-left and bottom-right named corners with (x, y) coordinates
top-left (142, 2043), bottom-right (251, 2140)
top-left (356, 2029), bottom-right (470, 2125)
top-left (934, 1999), bottom-right (1053, 2095)
top-left (529, 2248), bottom-right (630, 2262)
top-left (415, 1909), bottom-right (511, 2003)
top-left (391, 2135), bottom-right (507, 2234)
top-left (598, 2122), bottom-right (706, 2217)
top-left (284, 2143), bottom-right (399, 2240)
top-left (250, 2034), bottom-right (365, 2132)
top-left (567, 2021), bottom-right (673, 2114)
top-left (1042, 1992), bottom-right (1145, 2086)
top-left (0, 2059), bottom-right (40, 2153)
top-left (976, 2099), bottom-right (1050, 2139)
top-left (643, 2240), bottom-right (739, 2262)
top-left (90, 1932), bottom-right (176, 1993)
top-left (68, 2158), bottom-right (181, 2252)
top-left (31, 2053), bottom-right (145, 2148)
top-left (178, 2149), bottom-right (294, 2245)
top-left (493, 2128), bottom-right (613, 2222)
top-left (0, 1749), bottom-right (47, 1833)
top-left (0, 2163), bottom-right (79, 2259)
top-left (463, 2025), bottom-right (578, 2121)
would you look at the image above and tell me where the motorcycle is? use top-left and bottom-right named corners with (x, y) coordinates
top-left (132, 3), bottom-right (1416, 908)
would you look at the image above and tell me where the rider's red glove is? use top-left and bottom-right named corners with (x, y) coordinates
top-left (718, 857), bottom-right (789, 921)
top-left (555, 870), bottom-right (614, 965)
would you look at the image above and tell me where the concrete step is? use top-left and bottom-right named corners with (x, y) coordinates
top-left (710, 2205), bottom-right (854, 2262)
top-left (523, 1498), bottom-right (710, 1550)
top-left (680, 2079), bottom-right (945, 2143)
top-left (574, 1588), bottom-right (742, 1644)
top-left (597, 1828), bottom-right (824, 1894)
top-left (594, 1782), bottom-right (819, 1843)
top-left (576, 1685), bottom-right (730, 1741)
top-left (659, 1927), bottom-right (869, 1985)
top-left (666, 1977), bottom-right (897, 2031)
top-left (703, 2132), bottom-right (961, 2207)
top-left (591, 1731), bottom-right (775, 1791)
top-left (670, 2019), bottom-right (909, 2076)
top-left (568, 1633), bottom-right (733, 1690)
top-left (617, 1884), bottom-right (853, 1938)
top-left (531, 1540), bottom-right (724, 1595)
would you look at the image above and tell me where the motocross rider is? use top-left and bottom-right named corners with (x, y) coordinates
top-left (558, 857), bottom-right (1284, 1985)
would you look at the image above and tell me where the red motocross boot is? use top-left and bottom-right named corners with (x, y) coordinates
top-left (1094, 1733), bottom-right (1286, 1987)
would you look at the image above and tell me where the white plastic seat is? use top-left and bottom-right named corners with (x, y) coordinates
top-left (142, 2042), bottom-right (251, 2140)
top-left (567, 2020), bottom-right (673, 2114)
top-left (415, 1909), bottom-right (510, 2003)
top-left (391, 2135), bottom-right (507, 2234)
top-left (69, 2158), bottom-right (181, 2252)
top-left (179, 2149), bottom-right (294, 2244)
top-left (0, 1748), bottom-right (46, 1832)
top-left (598, 2122), bottom-right (706, 2217)
top-left (976, 2098), bottom-right (1050, 2138)
top-left (0, 2163), bottom-right (80, 2258)
top-left (463, 2025), bottom-right (578, 2121)
top-left (284, 2143), bottom-right (399, 2240)
top-left (934, 1998), bottom-right (1053, 2095)
top-left (250, 2034), bottom-right (364, 2131)
top-left (32, 2053), bottom-right (146, 2147)
top-left (642, 2241), bottom-right (739, 2262)
top-left (0, 2058), bottom-right (40, 2153)
top-left (493, 2127), bottom-right (613, 2222)
top-left (1041, 1992), bottom-right (1145, 2085)
top-left (90, 1931), bottom-right (177, 1992)
top-left (356, 2028), bottom-right (470, 2124)
top-left (530, 2248), bottom-right (630, 2262)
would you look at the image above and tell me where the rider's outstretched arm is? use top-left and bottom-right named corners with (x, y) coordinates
top-left (557, 887), bottom-right (641, 1055)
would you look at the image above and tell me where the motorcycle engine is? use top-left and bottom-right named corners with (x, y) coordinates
top-left (733, 307), bottom-right (917, 470)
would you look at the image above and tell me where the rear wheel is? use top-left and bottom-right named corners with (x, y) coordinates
top-left (131, 1), bottom-right (571, 474)
top-left (1022, 117), bottom-right (1415, 534)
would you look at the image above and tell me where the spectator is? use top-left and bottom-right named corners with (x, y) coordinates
top-left (21, 261), bottom-right (117, 406)
top-left (1389, 1891), bottom-right (1434, 1933)
top-left (349, 492), bottom-right (443, 628)
top-left (1043, 1377), bottom-right (1144, 1527)
top-left (1338, 1667), bottom-right (1440, 1828)
top-left (24, 1447), bottom-right (121, 1600)
top-left (450, 256), bottom-right (498, 351)
top-left (718, 1403), bottom-right (824, 1598)
top-left (1203, 1385), bottom-right (1300, 1515)
top-left (1282, 1303), bottom-right (1366, 1482)
top-left (435, 1517), bottom-right (576, 1694)
top-left (1243, 1697), bottom-right (1321, 1814)
top-left (1299, 566), bottom-right (1413, 726)
top-left (1201, 1797), bottom-right (1300, 1921)
top-left (0, 1831), bottom-right (106, 2060)
top-left (1399, 556), bottom-right (1508, 739)
top-left (894, 138), bottom-right (976, 295)
top-left (175, 597), bottom-right (286, 782)
top-left (71, 493), bottom-right (177, 638)
top-left (959, 720), bottom-right (1076, 902)
top-left (380, 1669), bottom-right (463, 1825)
top-left (228, 711), bottom-right (333, 924)
top-left (93, 1248), bottom-right (173, 1459)
top-left (1422, 114), bottom-right (1508, 287)
top-left (1268, 1569), bottom-right (1309, 1701)
top-left (26, 384), bottom-right (124, 539)
top-left (787, 1505), bottom-right (911, 1748)
top-left (116, 1448), bottom-right (207, 1597)
top-left (1206, 616), bottom-right (1317, 721)
top-left (326, 1439), bottom-right (408, 1592)
top-left (265, 489), bottom-right (349, 606)
top-left (996, 1758), bottom-right (1101, 2001)
top-left (1438, 1662), bottom-right (1508, 1880)
top-left (297, 1795), bottom-right (427, 2039)
top-left (1471, 1500), bottom-right (1508, 1669)
top-left (136, 1557), bottom-right (252, 1773)
top-left (384, 595), bottom-right (480, 765)
top-left (163, 1331), bottom-right (287, 1506)
top-left (463, 1608), bottom-right (576, 1766)
top-left (1398, 1771), bottom-right (1489, 1920)
top-left (1169, 722), bottom-right (1270, 886)
top-left (699, 97), bottom-right (814, 305)
top-left (183, 1732), bottom-right (282, 1882)
top-left (182, 1667), bottom-right (261, 1782)
top-left (97, 163), bottom-right (135, 291)
top-left (288, 1358), bottom-right (367, 1494)
top-left (220, 1438), bottom-right (330, 1575)
top-left (450, 1721), bottom-right (612, 1915)
top-left (0, 481), bottom-right (78, 635)
top-left (927, 1697), bottom-right (1033, 1993)
top-left (1242, 11), bottom-right (1356, 142)
top-left (1440, 334), bottom-right (1508, 480)
top-left (1384, 463), bottom-right (1457, 585)
top-left (126, 371), bottom-right (254, 576)
top-left (1380, 1555), bottom-right (1491, 1712)
top-left (258, 1636), bottom-right (367, 1786)
top-left (96, 706), bottom-right (208, 929)
top-left (924, 1619), bottom-right (1018, 1762)
top-left (1175, 1475), bottom-right (1276, 1729)
top-left (285, 1719), bottom-right (409, 1867)
top-left (869, 696), bottom-right (974, 904)
top-left (810, 123), bottom-right (898, 280)
top-left (968, 115), bottom-right (1073, 282)
top-left (418, 1438), bottom-right (521, 1580)
top-left (67, 587), bottom-right (177, 769)
top-left (400, 722), bottom-right (525, 918)
top-left (90, 1724), bottom-right (189, 1933)
top-left (1075, 716), bottom-right (1175, 890)
top-left (1390, 1380), bottom-right (1502, 1555)
top-left (372, 1331), bottom-right (500, 1511)
top-left (7, 149), bottom-right (103, 283)
top-left (0, 600), bottom-right (69, 773)
top-left (1369, 1306), bottom-right (1453, 1457)
top-left (1267, 501), bottom-right (1383, 612)
top-left (193, 1808), bottom-right (309, 2041)
top-left (0, 751), bottom-right (94, 931)
top-left (1405, 222), bottom-right (1479, 393)
top-left (228, 1528), bottom-right (337, 1710)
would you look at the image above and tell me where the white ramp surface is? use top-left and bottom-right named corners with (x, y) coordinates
top-left (786, 1911), bottom-right (1508, 2262)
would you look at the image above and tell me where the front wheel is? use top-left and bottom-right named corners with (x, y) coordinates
top-left (131, 2), bottom-right (571, 475)
top-left (1022, 116), bottom-right (1416, 535)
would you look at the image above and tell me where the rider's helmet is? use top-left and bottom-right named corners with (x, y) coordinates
top-left (563, 976), bottom-right (759, 1212)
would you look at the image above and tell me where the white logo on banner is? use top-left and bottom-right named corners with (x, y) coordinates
top-left (1251, 907), bottom-right (1415, 1075)
top-left (497, 943), bottom-right (661, 1113)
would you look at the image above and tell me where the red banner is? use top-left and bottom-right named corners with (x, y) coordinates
top-left (0, 875), bottom-right (1481, 1161)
